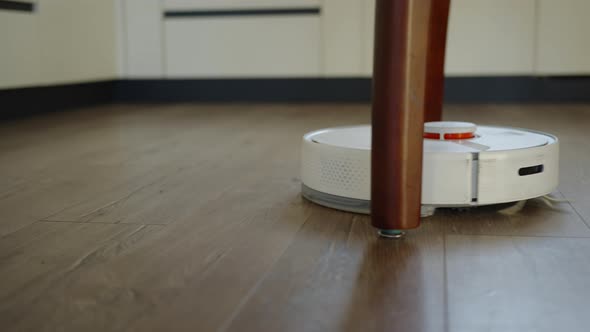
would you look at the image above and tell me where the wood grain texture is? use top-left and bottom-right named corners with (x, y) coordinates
top-left (0, 221), bottom-right (163, 329)
top-left (438, 195), bottom-right (590, 238)
top-left (371, 0), bottom-right (435, 231)
top-left (446, 234), bottom-right (590, 332)
top-left (224, 216), bottom-right (446, 332)
top-left (0, 103), bottom-right (589, 331)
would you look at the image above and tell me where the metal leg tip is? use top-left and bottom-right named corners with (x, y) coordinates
top-left (377, 229), bottom-right (405, 239)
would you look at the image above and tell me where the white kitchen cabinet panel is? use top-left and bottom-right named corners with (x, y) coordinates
top-left (0, 11), bottom-right (40, 89)
top-left (37, 0), bottom-right (118, 85)
top-left (163, 0), bottom-right (320, 11)
top-left (322, 0), bottom-right (364, 76)
top-left (361, 0), bottom-right (376, 75)
top-left (536, 0), bottom-right (590, 75)
top-left (123, 0), bottom-right (164, 78)
top-left (445, 0), bottom-right (535, 76)
top-left (165, 16), bottom-right (321, 77)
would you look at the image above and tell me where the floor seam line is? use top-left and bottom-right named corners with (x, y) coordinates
top-left (559, 190), bottom-right (590, 230)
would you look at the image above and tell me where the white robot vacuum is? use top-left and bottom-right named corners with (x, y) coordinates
top-left (301, 121), bottom-right (559, 216)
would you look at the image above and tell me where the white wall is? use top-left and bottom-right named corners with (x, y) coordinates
top-left (0, 0), bottom-right (118, 89)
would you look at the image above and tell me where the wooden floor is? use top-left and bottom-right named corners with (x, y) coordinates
top-left (1, 103), bottom-right (590, 332)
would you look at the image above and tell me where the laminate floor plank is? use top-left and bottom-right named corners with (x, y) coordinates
top-left (436, 194), bottom-right (590, 237)
top-left (6, 182), bottom-right (310, 332)
top-left (0, 106), bottom-right (273, 233)
top-left (44, 107), bottom-right (311, 224)
top-left (0, 103), bottom-right (589, 332)
top-left (0, 221), bottom-right (163, 329)
top-left (446, 234), bottom-right (590, 332)
top-left (224, 217), bottom-right (446, 332)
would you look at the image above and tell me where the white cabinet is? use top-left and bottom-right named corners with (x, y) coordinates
top-left (120, 0), bottom-right (323, 78)
top-left (536, 0), bottom-right (590, 75)
top-left (0, 0), bottom-right (117, 89)
top-left (164, 16), bottom-right (321, 77)
top-left (0, 11), bottom-right (40, 89)
top-left (358, 0), bottom-right (536, 77)
top-left (361, 0), bottom-right (376, 76)
top-left (122, 0), bottom-right (164, 78)
top-left (322, 0), bottom-right (364, 76)
top-left (162, 0), bottom-right (321, 78)
top-left (36, 0), bottom-right (118, 85)
top-left (445, 0), bottom-right (536, 76)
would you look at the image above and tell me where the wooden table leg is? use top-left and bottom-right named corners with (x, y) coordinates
top-left (371, 0), bottom-right (450, 235)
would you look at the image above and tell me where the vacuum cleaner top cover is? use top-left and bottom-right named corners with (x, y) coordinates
top-left (310, 124), bottom-right (555, 153)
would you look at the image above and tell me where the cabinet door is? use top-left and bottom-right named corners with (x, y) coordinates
top-left (361, 0), bottom-right (535, 77)
top-left (36, 0), bottom-right (117, 85)
top-left (123, 0), bottom-right (164, 78)
top-left (361, 0), bottom-right (376, 76)
top-left (536, 0), bottom-right (590, 75)
top-left (0, 10), bottom-right (39, 89)
top-left (445, 0), bottom-right (535, 76)
top-left (322, 0), bottom-right (364, 76)
top-left (164, 15), bottom-right (321, 77)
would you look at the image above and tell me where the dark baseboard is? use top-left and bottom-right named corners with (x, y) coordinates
top-left (445, 76), bottom-right (590, 103)
top-left (113, 78), bottom-right (372, 103)
top-left (0, 81), bottom-right (114, 121)
top-left (2, 76), bottom-right (590, 120)
top-left (114, 76), bottom-right (590, 104)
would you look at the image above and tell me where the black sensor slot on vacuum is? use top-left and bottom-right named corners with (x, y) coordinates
top-left (518, 164), bottom-right (544, 176)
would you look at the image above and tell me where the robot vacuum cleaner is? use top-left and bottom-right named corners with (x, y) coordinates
top-left (301, 121), bottom-right (559, 216)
